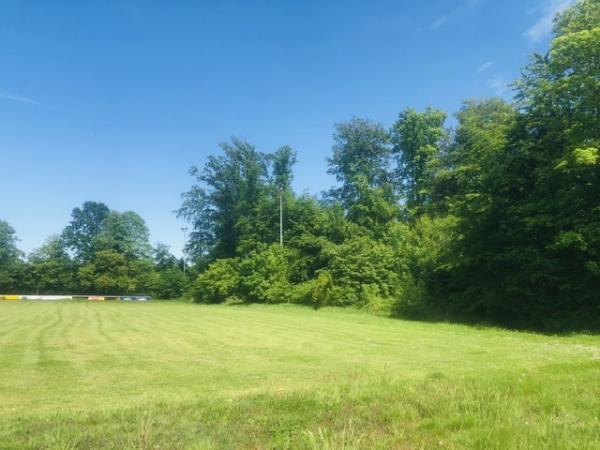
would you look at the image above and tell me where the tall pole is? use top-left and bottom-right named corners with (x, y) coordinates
top-left (181, 227), bottom-right (188, 276)
top-left (279, 187), bottom-right (283, 247)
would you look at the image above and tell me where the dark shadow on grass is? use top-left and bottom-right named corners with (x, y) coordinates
top-left (390, 306), bottom-right (600, 336)
top-left (189, 296), bottom-right (599, 336)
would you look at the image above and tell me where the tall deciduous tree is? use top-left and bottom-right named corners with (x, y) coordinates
top-left (0, 220), bottom-right (23, 292)
top-left (0, 220), bottom-right (20, 266)
top-left (93, 211), bottom-right (151, 260)
top-left (326, 117), bottom-right (399, 237)
top-left (327, 117), bottom-right (393, 210)
top-left (153, 242), bottom-right (179, 271)
top-left (178, 138), bottom-right (296, 261)
top-left (504, 0), bottom-right (600, 325)
top-left (62, 201), bottom-right (110, 262)
top-left (28, 235), bottom-right (76, 294)
top-left (269, 145), bottom-right (297, 190)
top-left (391, 108), bottom-right (447, 218)
top-left (434, 98), bottom-right (515, 219)
top-left (437, 0), bottom-right (600, 328)
top-left (178, 138), bottom-right (267, 259)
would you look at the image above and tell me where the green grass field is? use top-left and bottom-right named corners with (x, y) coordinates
top-left (1, 301), bottom-right (599, 449)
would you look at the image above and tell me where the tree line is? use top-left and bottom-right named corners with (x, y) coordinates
top-left (1, 1), bottom-right (598, 330)
top-left (0, 202), bottom-right (188, 299)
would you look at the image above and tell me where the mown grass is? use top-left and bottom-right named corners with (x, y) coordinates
top-left (0, 301), bottom-right (599, 449)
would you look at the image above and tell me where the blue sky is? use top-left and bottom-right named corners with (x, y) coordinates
top-left (0, 0), bottom-right (573, 257)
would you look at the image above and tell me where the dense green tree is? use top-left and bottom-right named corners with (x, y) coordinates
top-left (179, 139), bottom-right (300, 260)
top-left (237, 245), bottom-right (291, 303)
top-left (391, 215), bottom-right (458, 318)
top-left (192, 257), bottom-right (241, 303)
top-left (93, 211), bottom-right (151, 260)
top-left (0, 220), bottom-right (21, 266)
top-left (269, 145), bottom-right (297, 190)
top-left (434, 99), bottom-right (515, 209)
top-left (191, 245), bottom-right (291, 304)
top-left (431, 0), bottom-right (600, 328)
top-left (391, 108), bottom-right (447, 218)
top-left (495, 0), bottom-right (600, 327)
top-left (283, 196), bottom-right (347, 282)
top-left (78, 249), bottom-right (154, 294)
top-left (327, 118), bottom-right (394, 211)
top-left (153, 267), bottom-right (187, 299)
top-left (0, 220), bottom-right (23, 292)
top-left (79, 250), bottom-right (134, 294)
top-left (237, 147), bottom-right (299, 253)
top-left (323, 235), bottom-right (403, 308)
top-left (346, 176), bottom-right (400, 239)
top-left (62, 201), bottom-right (110, 262)
top-left (153, 242), bottom-right (180, 271)
top-left (77, 210), bottom-right (154, 294)
top-left (28, 235), bottom-right (76, 294)
top-left (178, 138), bottom-right (270, 260)
top-left (151, 243), bottom-right (187, 298)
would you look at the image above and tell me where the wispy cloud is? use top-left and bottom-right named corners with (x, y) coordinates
top-left (430, 15), bottom-right (449, 30)
top-left (426, 0), bottom-right (484, 32)
top-left (477, 61), bottom-right (494, 73)
top-left (524, 0), bottom-right (575, 42)
top-left (487, 75), bottom-right (509, 96)
top-left (0, 93), bottom-right (40, 106)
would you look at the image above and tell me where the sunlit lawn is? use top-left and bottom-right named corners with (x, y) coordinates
top-left (0, 300), bottom-right (599, 449)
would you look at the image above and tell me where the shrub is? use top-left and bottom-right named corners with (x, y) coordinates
top-left (391, 215), bottom-right (458, 319)
top-left (154, 267), bottom-right (187, 299)
top-left (237, 245), bottom-right (291, 303)
top-left (323, 236), bottom-right (402, 307)
top-left (285, 280), bottom-right (316, 305)
top-left (192, 258), bottom-right (240, 303)
top-left (310, 271), bottom-right (334, 308)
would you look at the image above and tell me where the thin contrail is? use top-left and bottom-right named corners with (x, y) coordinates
top-left (0, 93), bottom-right (40, 106)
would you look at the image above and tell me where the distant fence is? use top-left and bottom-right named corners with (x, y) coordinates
top-left (0, 295), bottom-right (151, 302)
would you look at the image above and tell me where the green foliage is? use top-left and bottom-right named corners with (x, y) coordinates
top-left (178, 138), bottom-right (293, 261)
top-left (76, 211), bottom-right (154, 294)
top-left (392, 215), bottom-right (458, 318)
top-left (269, 145), bottom-right (297, 189)
top-left (0, 220), bottom-right (24, 293)
top-left (4, 204), bottom-right (183, 298)
top-left (285, 279), bottom-right (317, 305)
top-left (346, 176), bottom-right (401, 238)
top-left (27, 235), bottom-right (77, 294)
top-left (327, 117), bottom-right (394, 210)
top-left (391, 107), bottom-right (447, 217)
top-left (310, 271), bottom-right (334, 308)
top-left (150, 242), bottom-right (188, 299)
top-left (153, 242), bottom-right (180, 271)
top-left (237, 245), bottom-right (291, 304)
top-left (323, 235), bottom-right (403, 307)
top-left (283, 196), bottom-right (347, 282)
top-left (0, 220), bottom-right (21, 264)
top-left (79, 250), bottom-right (135, 294)
top-left (153, 267), bottom-right (188, 299)
top-left (429, 0), bottom-right (600, 329)
top-left (62, 201), bottom-right (110, 262)
top-left (192, 258), bottom-right (240, 303)
top-left (2, 0), bottom-right (597, 331)
top-left (93, 211), bottom-right (151, 260)
top-left (177, 1), bottom-right (599, 330)
top-left (191, 245), bottom-right (293, 304)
